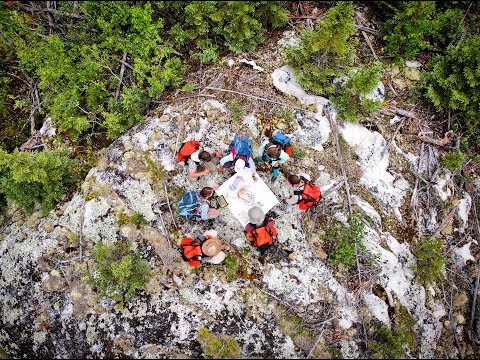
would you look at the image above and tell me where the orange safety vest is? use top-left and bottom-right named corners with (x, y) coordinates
top-left (180, 237), bottom-right (203, 267)
top-left (245, 226), bottom-right (277, 247)
top-left (298, 178), bottom-right (321, 210)
top-left (177, 140), bottom-right (200, 162)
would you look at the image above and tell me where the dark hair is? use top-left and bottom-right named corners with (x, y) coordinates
top-left (287, 174), bottom-right (300, 185)
top-left (266, 144), bottom-right (280, 158)
top-left (199, 151), bottom-right (212, 162)
top-left (200, 187), bottom-right (215, 199)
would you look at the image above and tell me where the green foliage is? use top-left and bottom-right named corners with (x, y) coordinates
top-left (440, 150), bottom-right (467, 171)
top-left (197, 327), bottom-right (241, 359)
top-left (285, 2), bottom-right (357, 95)
top-left (87, 240), bottom-right (152, 303)
top-left (224, 255), bottom-right (239, 282)
top-left (412, 237), bottom-right (445, 286)
top-left (327, 213), bottom-right (366, 266)
top-left (290, 146), bottom-right (307, 159)
top-left (0, 148), bottom-right (77, 214)
top-left (424, 35), bottom-right (480, 145)
top-left (1, 1), bottom-right (287, 150)
top-left (369, 327), bottom-right (407, 359)
top-left (331, 65), bottom-right (384, 122)
top-left (116, 211), bottom-right (147, 228)
top-left (130, 212), bottom-right (147, 228)
top-left (229, 102), bottom-right (245, 123)
top-left (382, 2), bottom-right (464, 59)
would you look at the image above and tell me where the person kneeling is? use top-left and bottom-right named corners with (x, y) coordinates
top-left (244, 206), bottom-right (277, 255)
top-left (181, 230), bottom-right (229, 267)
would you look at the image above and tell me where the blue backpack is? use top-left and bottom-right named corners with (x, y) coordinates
top-left (229, 134), bottom-right (253, 161)
top-left (178, 191), bottom-right (202, 219)
top-left (272, 130), bottom-right (291, 149)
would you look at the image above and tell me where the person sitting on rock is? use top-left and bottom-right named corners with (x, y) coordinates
top-left (255, 138), bottom-right (290, 183)
top-left (181, 229), bottom-right (229, 266)
top-left (285, 173), bottom-right (321, 210)
top-left (176, 139), bottom-right (222, 180)
top-left (178, 186), bottom-right (220, 221)
top-left (244, 206), bottom-right (277, 255)
top-left (218, 134), bottom-right (256, 175)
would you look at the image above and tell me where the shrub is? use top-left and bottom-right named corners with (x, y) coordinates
top-left (412, 237), bottom-right (445, 286)
top-left (331, 65), bottom-right (384, 122)
top-left (285, 2), bottom-right (357, 96)
top-left (197, 327), bottom-right (241, 359)
top-left (87, 240), bottom-right (151, 304)
top-left (424, 35), bottom-right (480, 146)
top-left (328, 213), bottom-right (366, 266)
top-left (440, 150), bottom-right (466, 171)
top-left (0, 148), bottom-right (77, 214)
top-left (381, 2), bottom-right (464, 60)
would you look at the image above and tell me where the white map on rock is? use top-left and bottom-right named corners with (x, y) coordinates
top-left (216, 171), bottom-right (279, 227)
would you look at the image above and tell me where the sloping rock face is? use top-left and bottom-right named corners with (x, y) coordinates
top-left (0, 66), bottom-right (474, 359)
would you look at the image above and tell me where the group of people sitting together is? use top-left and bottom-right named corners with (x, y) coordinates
top-left (176, 130), bottom-right (321, 266)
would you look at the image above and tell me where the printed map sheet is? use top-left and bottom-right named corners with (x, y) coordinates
top-left (216, 170), bottom-right (279, 227)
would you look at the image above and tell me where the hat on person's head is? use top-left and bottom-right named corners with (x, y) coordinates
top-left (248, 206), bottom-right (265, 225)
top-left (298, 172), bottom-right (311, 182)
top-left (201, 237), bottom-right (223, 257)
top-left (234, 158), bottom-right (246, 173)
top-left (190, 150), bottom-right (201, 162)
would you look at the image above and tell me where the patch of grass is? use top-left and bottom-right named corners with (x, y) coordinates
top-left (412, 237), bottom-right (445, 286)
top-left (291, 146), bottom-right (308, 159)
top-left (130, 212), bottom-right (147, 228)
top-left (224, 255), bottom-right (239, 282)
top-left (369, 326), bottom-right (410, 359)
top-left (182, 83), bottom-right (195, 93)
top-left (197, 327), bottom-right (241, 359)
top-left (229, 102), bottom-right (244, 123)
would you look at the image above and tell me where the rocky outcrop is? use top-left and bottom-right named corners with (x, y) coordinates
top-left (0, 63), bottom-right (476, 359)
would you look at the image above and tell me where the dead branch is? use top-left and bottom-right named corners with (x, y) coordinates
top-left (307, 326), bottom-right (327, 358)
top-left (204, 86), bottom-right (307, 112)
top-left (356, 25), bottom-right (380, 36)
top-left (158, 211), bottom-right (172, 248)
top-left (78, 197), bottom-right (86, 262)
top-left (115, 52), bottom-right (127, 101)
top-left (418, 130), bottom-right (457, 147)
top-left (410, 142), bottom-right (425, 210)
top-left (429, 205), bottom-right (458, 239)
top-left (381, 117), bottom-right (405, 156)
top-left (325, 107), bottom-right (352, 213)
top-left (164, 181), bottom-right (178, 230)
top-left (470, 259), bottom-right (480, 332)
top-left (362, 31), bottom-right (380, 62)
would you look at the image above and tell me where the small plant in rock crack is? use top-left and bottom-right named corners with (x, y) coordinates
top-left (197, 327), bottom-right (241, 359)
top-left (412, 237), bottom-right (445, 286)
top-left (327, 213), bottom-right (367, 267)
top-left (130, 212), bottom-right (147, 228)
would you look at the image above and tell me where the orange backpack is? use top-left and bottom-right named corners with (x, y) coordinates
top-left (180, 237), bottom-right (203, 267)
top-left (299, 180), bottom-right (321, 210)
top-left (245, 226), bottom-right (277, 247)
top-left (177, 140), bottom-right (200, 162)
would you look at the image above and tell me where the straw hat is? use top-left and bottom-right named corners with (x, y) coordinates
top-left (201, 237), bottom-right (223, 257)
top-left (234, 158), bottom-right (246, 172)
top-left (248, 206), bottom-right (265, 225)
